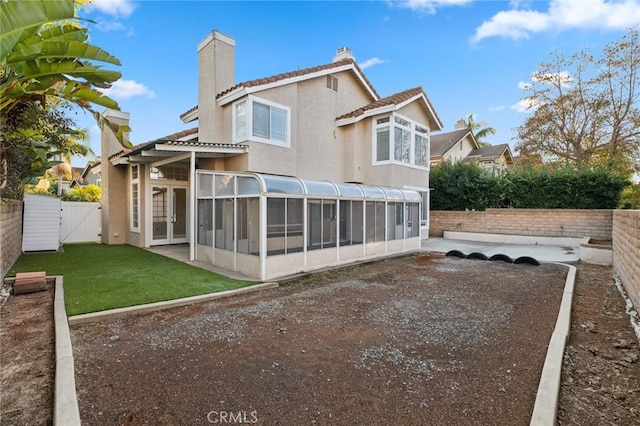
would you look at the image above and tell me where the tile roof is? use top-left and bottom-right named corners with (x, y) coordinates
top-left (467, 143), bottom-right (510, 159)
top-left (180, 58), bottom-right (379, 120)
top-left (430, 128), bottom-right (472, 156)
top-left (335, 87), bottom-right (443, 129)
top-left (216, 58), bottom-right (378, 99)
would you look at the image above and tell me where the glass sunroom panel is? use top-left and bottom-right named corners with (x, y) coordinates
top-left (384, 188), bottom-right (405, 201)
top-left (198, 173), bottom-right (214, 197)
top-left (266, 198), bottom-right (286, 255)
top-left (197, 199), bottom-right (213, 246)
top-left (402, 190), bottom-right (423, 202)
top-left (237, 176), bottom-right (261, 196)
top-left (304, 180), bottom-right (337, 197)
top-left (215, 199), bottom-right (234, 251)
top-left (407, 203), bottom-right (420, 238)
top-left (307, 199), bottom-right (322, 250)
top-left (215, 175), bottom-right (235, 196)
top-left (351, 201), bottom-right (364, 244)
top-left (263, 175), bottom-right (304, 195)
top-left (287, 198), bottom-right (304, 253)
top-left (361, 185), bottom-right (385, 199)
top-left (365, 201), bottom-right (376, 242)
top-left (236, 197), bottom-right (259, 255)
top-left (322, 200), bottom-right (337, 248)
top-left (375, 202), bottom-right (385, 242)
top-left (339, 200), bottom-right (351, 246)
top-left (335, 183), bottom-right (364, 198)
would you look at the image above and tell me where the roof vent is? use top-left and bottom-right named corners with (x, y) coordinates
top-left (333, 47), bottom-right (355, 63)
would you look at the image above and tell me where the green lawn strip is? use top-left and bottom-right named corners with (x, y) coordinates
top-left (8, 244), bottom-right (253, 316)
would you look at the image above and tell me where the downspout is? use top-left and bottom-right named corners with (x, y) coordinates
top-left (189, 152), bottom-right (196, 261)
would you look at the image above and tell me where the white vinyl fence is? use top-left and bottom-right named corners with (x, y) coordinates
top-left (60, 201), bottom-right (101, 243)
top-left (22, 194), bottom-right (101, 252)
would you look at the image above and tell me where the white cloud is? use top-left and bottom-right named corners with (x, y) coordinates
top-left (100, 79), bottom-right (156, 100)
top-left (511, 97), bottom-right (542, 112)
top-left (532, 70), bottom-right (573, 86)
top-left (392, 0), bottom-right (472, 14)
top-left (89, 0), bottom-right (136, 18)
top-left (95, 21), bottom-right (127, 32)
top-left (518, 81), bottom-right (532, 90)
top-left (359, 57), bottom-right (387, 70)
top-left (489, 105), bottom-right (505, 112)
top-left (473, 0), bottom-right (640, 42)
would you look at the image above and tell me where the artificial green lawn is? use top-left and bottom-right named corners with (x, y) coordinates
top-left (8, 244), bottom-right (254, 316)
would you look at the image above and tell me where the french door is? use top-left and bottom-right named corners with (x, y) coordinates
top-left (151, 185), bottom-right (188, 245)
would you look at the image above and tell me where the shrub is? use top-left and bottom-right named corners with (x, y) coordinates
top-left (62, 184), bottom-right (101, 202)
top-left (430, 162), bottom-right (628, 210)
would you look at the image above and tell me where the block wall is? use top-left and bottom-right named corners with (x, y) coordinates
top-left (613, 210), bottom-right (640, 309)
top-left (430, 209), bottom-right (613, 240)
top-left (0, 199), bottom-right (23, 279)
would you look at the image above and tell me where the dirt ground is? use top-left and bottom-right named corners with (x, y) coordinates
top-left (0, 279), bottom-right (54, 425)
top-left (1, 255), bottom-right (639, 425)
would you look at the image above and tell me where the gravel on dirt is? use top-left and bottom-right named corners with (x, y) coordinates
top-left (70, 255), bottom-right (566, 425)
top-left (2, 256), bottom-right (639, 425)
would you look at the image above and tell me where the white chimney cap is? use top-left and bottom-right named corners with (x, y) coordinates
top-left (333, 47), bottom-right (354, 63)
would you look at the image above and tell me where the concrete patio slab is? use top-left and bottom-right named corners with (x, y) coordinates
top-left (422, 237), bottom-right (580, 263)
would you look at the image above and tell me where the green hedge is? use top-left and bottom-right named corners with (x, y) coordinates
top-left (61, 184), bottom-right (101, 202)
top-left (430, 162), bottom-right (629, 210)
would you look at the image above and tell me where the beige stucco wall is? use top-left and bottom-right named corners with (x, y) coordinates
top-left (198, 31), bottom-right (235, 144)
top-left (613, 210), bottom-right (640, 309)
top-left (213, 69), bottom-right (374, 182)
top-left (0, 199), bottom-right (23, 279)
top-left (101, 110), bottom-right (129, 245)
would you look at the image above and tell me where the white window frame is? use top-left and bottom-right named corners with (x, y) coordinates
top-left (372, 113), bottom-right (430, 170)
top-left (130, 164), bottom-right (140, 232)
top-left (232, 95), bottom-right (291, 148)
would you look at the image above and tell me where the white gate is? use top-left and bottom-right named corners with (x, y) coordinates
top-left (22, 195), bottom-right (101, 251)
top-left (60, 201), bottom-right (101, 243)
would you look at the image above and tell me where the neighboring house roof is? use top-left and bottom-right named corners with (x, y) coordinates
top-left (181, 58), bottom-right (380, 121)
top-left (430, 128), bottom-right (474, 157)
top-left (467, 143), bottom-right (514, 163)
top-left (335, 87), bottom-right (443, 130)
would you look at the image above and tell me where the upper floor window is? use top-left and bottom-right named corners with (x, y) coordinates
top-left (373, 114), bottom-right (430, 169)
top-left (233, 96), bottom-right (291, 147)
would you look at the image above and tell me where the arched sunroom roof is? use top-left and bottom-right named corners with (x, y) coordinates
top-left (197, 171), bottom-right (422, 201)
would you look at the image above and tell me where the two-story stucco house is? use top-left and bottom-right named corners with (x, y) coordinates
top-left (100, 30), bottom-right (443, 280)
top-left (430, 119), bottom-right (514, 174)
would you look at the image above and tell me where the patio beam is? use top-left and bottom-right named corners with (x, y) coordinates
top-left (151, 153), bottom-right (191, 169)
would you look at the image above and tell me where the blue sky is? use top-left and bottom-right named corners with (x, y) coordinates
top-left (72, 0), bottom-right (640, 166)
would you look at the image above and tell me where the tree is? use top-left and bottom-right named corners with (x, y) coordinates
top-left (0, 100), bottom-right (90, 198)
top-left (461, 113), bottom-right (497, 147)
top-left (515, 27), bottom-right (640, 176)
top-left (0, 0), bottom-right (129, 192)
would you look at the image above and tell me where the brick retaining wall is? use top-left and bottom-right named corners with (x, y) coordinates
top-left (430, 209), bottom-right (613, 240)
top-left (1, 199), bottom-right (23, 279)
top-left (613, 210), bottom-right (640, 309)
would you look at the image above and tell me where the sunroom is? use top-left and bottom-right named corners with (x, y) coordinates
top-left (196, 171), bottom-right (423, 281)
